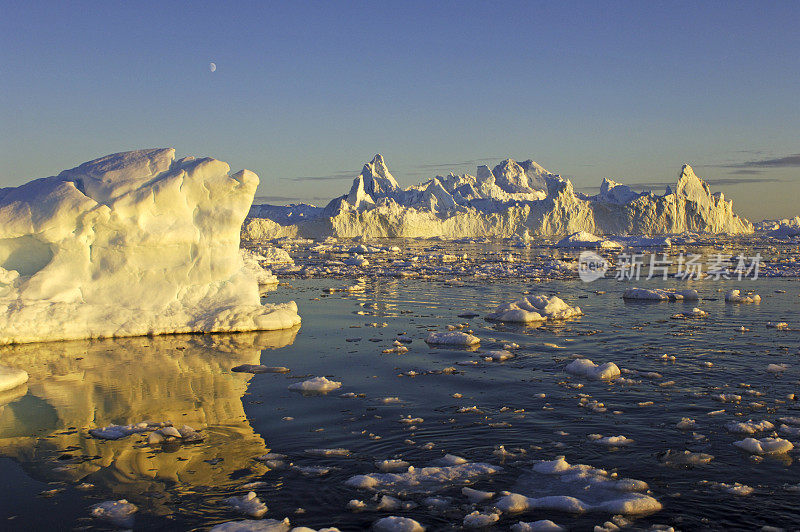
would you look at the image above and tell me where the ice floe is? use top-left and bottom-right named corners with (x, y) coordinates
top-left (565, 358), bottom-right (621, 380)
top-left (91, 499), bottom-right (138, 528)
top-left (733, 437), bottom-right (793, 455)
top-left (622, 288), bottom-right (699, 301)
top-left (425, 331), bottom-right (480, 346)
top-left (288, 377), bottom-right (342, 393)
top-left (372, 516), bottom-right (425, 532)
top-left (225, 491), bottom-right (269, 518)
top-left (345, 460), bottom-right (501, 495)
top-left (495, 456), bottom-right (661, 515)
top-left (725, 289), bottom-right (761, 304)
top-left (485, 295), bottom-right (583, 323)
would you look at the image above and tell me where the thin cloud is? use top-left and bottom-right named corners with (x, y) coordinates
top-left (413, 157), bottom-right (506, 171)
top-left (254, 195), bottom-right (306, 202)
top-left (628, 177), bottom-right (783, 189)
top-left (282, 170), bottom-right (357, 182)
top-left (580, 176), bottom-right (783, 191)
top-left (725, 153), bottom-right (800, 168)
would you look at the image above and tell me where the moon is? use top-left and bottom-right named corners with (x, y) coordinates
top-left (209, 62), bottom-right (217, 72)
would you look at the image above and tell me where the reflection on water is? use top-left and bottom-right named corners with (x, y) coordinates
top-left (0, 328), bottom-right (298, 515)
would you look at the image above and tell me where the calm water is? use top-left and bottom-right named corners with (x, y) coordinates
top-left (1, 248), bottom-right (800, 530)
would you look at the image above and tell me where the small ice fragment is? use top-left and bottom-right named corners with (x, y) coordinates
top-left (373, 516), bottom-right (425, 532)
top-left (463, 511), bottom-right (499, 528)
top-left (733, 437), bottom-right (793, 455)
top-left (91, 500), bottom-right (138, 528)
top-left (225, 491), bottom-right (268, 518)
top-left (288, 377), bottom-right (342, 393)
top-left (564, 358), bottom-right (620, 380)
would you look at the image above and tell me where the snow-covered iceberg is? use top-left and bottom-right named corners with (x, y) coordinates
top-left (0, 149), bottom-right (300, 344)
top-left (243, 154), bottom-right (753, 239)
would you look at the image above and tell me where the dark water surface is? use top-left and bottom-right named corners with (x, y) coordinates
top-left (1, 272), bottom-right (799, 530)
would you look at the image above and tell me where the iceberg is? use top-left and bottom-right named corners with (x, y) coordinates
top-left (0, 149), bottom-right (300, 344)
top-left (243, 155), bottom-right (753, 239)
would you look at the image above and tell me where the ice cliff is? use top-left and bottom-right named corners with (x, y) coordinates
top-left (0, 149), bottom-right (300, 344)
top-left (244, 155), bottom-right (752, 239)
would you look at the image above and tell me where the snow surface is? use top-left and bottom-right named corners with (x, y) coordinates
top-left (243, 156), bottom-right (752, 239)
top-left (0, 149), bottom-right (300, 344)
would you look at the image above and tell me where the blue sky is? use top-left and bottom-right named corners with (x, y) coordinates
top-left (2, 1), bottom-right (798, 220)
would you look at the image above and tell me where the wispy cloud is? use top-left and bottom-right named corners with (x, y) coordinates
top-left (580, 176), bottom-right (783, 191)
top-left (254, 195), bottom-right (306, 202)
top-left (628, 177), bottom-right (783, 189)
top-left (412, 157), bottom-right (506, 172)
top-left (724, 153), bottom-right (800, 168)
top-left (282, 170), bottom-right (357, 182)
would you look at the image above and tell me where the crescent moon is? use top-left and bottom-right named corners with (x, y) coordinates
top-left (209, 62), bottom-right (217, 72)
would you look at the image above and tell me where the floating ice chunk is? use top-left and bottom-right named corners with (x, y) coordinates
top-left (588, 434), bottom-right (634, 446)
top-left (376, 459), bottom-right (411, 472)
top-left (232, 364), bottom-right (290, 374)
top-left (700, 481), bottom-right (754, 496)
top-left (463, 511), bottom-right (500, 528)
top-left (481, 350), bottom-right (514, 361)
top-left (210, 518), bottom-right (292, 532)
top-left (670, 307), bottom-right (708, 319)
top-left (511, 520), bottom-right (566, 532)
top-left (0, 365), bottom-right (28, 392)
top-left (0, 149), bottom-right (301, 345)
top-left (555, 231), bottom-right (622, 249)
top-left (766, 322), bottom-right (789, 330)
top-left (305, 448), bottom-right (350, 457)
top-left (766, 363), bottom-right (789, 374)
top-left (485, 295), bottom-right (582, 322)
top-left (725, 290), bottom-right (761, 304)
top-left (91, 499), bottom-right (138, 528)
top-left (725, 420), bottom-right (774, 434)
top-left (89, 421), bottom-right (170, 440)
top-left (345, 461), bottom-right (501, 494)
top-left (622, 288), bottom-right (699, 301)
top-left (289, 377), bottom-right (342, 393)
top-left (425, 331), bottom-right (480, 346)
top-left (462, 487), bottom-right (495, 503)
top-left (676, 418), bottom-right (696, 430)
top-left (779, 424), bottom-right (800, 437)
top-left (495, 456), bottom-right (661, 516)
top-left (372, 516), bottom-right (425, 532)
top-left (733, 437), bottom-right (793, 455)
top-left (659, 450), bottom-right (714, 467)
top-left (564, 359), bottom-right (620, 380)
top-left (226, 491), bottom-right (268, 518)
top-left (434, 454), bottom-right (468, 465)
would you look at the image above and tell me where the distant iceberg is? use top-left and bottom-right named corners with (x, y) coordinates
top-left (244, 154), bottom-right (753, 239)
top-left (0, 149), bottom-right (300, 345)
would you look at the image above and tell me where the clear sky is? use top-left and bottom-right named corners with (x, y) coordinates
top-left (2, 1), bottom-right (798, 220)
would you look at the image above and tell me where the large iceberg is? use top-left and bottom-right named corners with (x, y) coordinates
top-left (0, 149), bottom-right (300, 345)
top-left (243, 155), bottom-right (752, 239)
